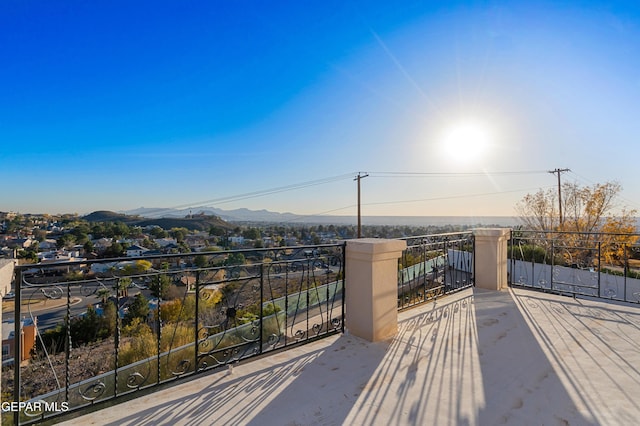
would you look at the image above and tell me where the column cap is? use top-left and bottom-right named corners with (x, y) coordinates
top-left (472, 228), bottom-right (511, 239)
top-left (346, 238), bottom-right (406, 261)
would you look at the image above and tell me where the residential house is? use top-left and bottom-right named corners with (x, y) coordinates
top-left (92, 238), bottom-right (113, 252)
top-left (2, 318), bottom-right (37, 365)
top-left (126, 245), bottom-right (149, 257)
top-left (39, 239), bottom-right (58, 250)
top-left (154, 238), bottom-right (178, 248)
top-left (228, 236), bottom-right (245, 245)
top-left (6, 237), bottom-right (35, 249)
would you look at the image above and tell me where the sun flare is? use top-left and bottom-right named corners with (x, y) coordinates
top-left (440, 119), bottom-right (492, 164)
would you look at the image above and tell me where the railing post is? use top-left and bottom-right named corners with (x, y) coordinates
top-left (65, 280), bottom-right (72, 402)
top-left (597, 241), bottom-right (602, 297)
top-left (624, 244), bottom-right (628, 302)
top-left (551, 240), bottom-right (555, 291)
top-left (259, 264), bottom-right (264, 355)
top-left (472, 228), bottom-right (511, 291)
top-left (345, 238), bottom-right (406, 342)
top-left (195, 270), bottom-right (200, 372)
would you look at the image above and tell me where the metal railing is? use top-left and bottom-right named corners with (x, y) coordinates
top-left (397, 232), bottom-right (474, 310)
top-left (509, 229), bottom-right (640, 302)
top-left (4, 244), bottom-right (345, 424)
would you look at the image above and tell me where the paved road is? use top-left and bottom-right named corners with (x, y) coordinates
top-left (2, 283), bottom-right (145, 330)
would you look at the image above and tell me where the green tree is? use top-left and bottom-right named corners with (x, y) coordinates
top-left (150, 274), bottom-right (171, 299)
top-left (115, 277), bottom-right (131, 298)
top-left (33, 229), bottom-right (48, 242)
top-left (170, 227), bottom-right (189, 243)
top-left (111, 222), bottom-right (131, 239)
top-left (150, 226), bottom-right (168, 239)
top-left (225, 252), bottom-right (245, 266)
top-left (209, 226), bottom-right (226, 236)
top-left (194, 255), bottom-right (209, 268)
top-left (83, 240), bottom-right (95, 254)
top-left (242, 228), bottom-right (261, 240)
top-left (71, 222), bottom-right (91, 244)
top-left (56, 233), bottom-right (76, 249)
top-left (99, 300), bottom-right (118, 338)
top-left (96, 287), bottom-right (111, 305)
top-left (142, 237), bottom-right (159, 249)
top-left (70, 306), bottom-right (102, 345)
top-left (125, 293), bottom-right (150, 325)
top-left (103, 242), bottom-right (124, 258)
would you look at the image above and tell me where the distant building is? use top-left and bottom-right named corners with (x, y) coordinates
top-left (2, 318), bottom-right (37, 365)
top-left (39, 239), bottom-right (58, 250)
top-left (92, 238), bottom-right (113, 252)
top-left (126, 245), bottom-right (149, 257)
top-left (6, 237), bottom-right (35, 249)
top-left (228, 236), bottom-right (245, 245)
top-left (154, 238), bottom-right (178, 248)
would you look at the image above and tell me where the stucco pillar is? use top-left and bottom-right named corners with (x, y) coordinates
top-left (0, 259), bottom-right (16, 412)
top-left (473, 228), bottom-right (511, 290)
top-left (345, 238), bottom-right (406, 342)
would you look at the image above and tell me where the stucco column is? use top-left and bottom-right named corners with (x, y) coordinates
top-left (473, 228), bottom-right (511, 290)
top-left (0, 259), bottom-right (16, 411)
top-left (345, 238), bottom-right (406, 342)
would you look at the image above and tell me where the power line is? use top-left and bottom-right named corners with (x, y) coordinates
top-left (144, 173), bottom-right (357, 217)
top-left (368, 170), bottom-right (549, 178)
top-left (129, 169), bottom-right (557, 221)
top-left (182, 173), bottom-right (355, 207)
top-left (362, 185), bottom-right (556, 207)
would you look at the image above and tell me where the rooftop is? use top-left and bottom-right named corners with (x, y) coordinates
top-left (59, 287), bottom-right (640, 425)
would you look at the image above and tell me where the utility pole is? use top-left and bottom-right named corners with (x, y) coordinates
top-left (355, 172), bottom-right (369, 238)
top-left (548, 168), bottom-right (570, 227)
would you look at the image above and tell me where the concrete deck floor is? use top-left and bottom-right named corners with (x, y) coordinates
top-left (58, 287), bottom-right (640, 425)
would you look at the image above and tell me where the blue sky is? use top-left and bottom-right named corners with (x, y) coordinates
top-left (2, 1), bottom-right (640, 217)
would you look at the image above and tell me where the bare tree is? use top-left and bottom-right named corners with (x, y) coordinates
top-left (516, 180), bottom-right (638, 267)
top-left (517, 181), bottom-right (629, 232)
top-left (515, 187), bottom-right (559, 231)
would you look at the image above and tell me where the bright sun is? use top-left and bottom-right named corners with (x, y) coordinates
top-left (440, 119), bottom-right (492, 164)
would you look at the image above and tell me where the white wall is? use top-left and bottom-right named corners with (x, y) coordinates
top-left (0, 259), bottom-right (15, 296)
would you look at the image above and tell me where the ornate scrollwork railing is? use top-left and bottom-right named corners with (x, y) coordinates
top-left (397, 232), bottom-right (474, 310)
top-left (510, 229), bottom-right (640, 302)
top-left (7, 243), bottom-right (345, 424)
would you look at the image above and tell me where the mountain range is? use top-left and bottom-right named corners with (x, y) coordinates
top-left (122, 206), bottom-right (302, 222)
top-left (120, 207), bottom-right (519, 227)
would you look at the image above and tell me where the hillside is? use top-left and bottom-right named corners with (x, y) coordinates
top-left (84, 210), bottom-right (138, 222)
top-left (83, 211), bottom-right (234, 231)
top-left (134, 216), bottom-right (233, 231)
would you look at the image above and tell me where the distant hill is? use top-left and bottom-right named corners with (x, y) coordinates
top-left (134, 217), bottom-right (233, 232)
top-left (84, 210), bottom-right (138, 222)
top-left (83, 210), bottom-right (234, 231)
top-left (122, 206), bottom-right (302, 223)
